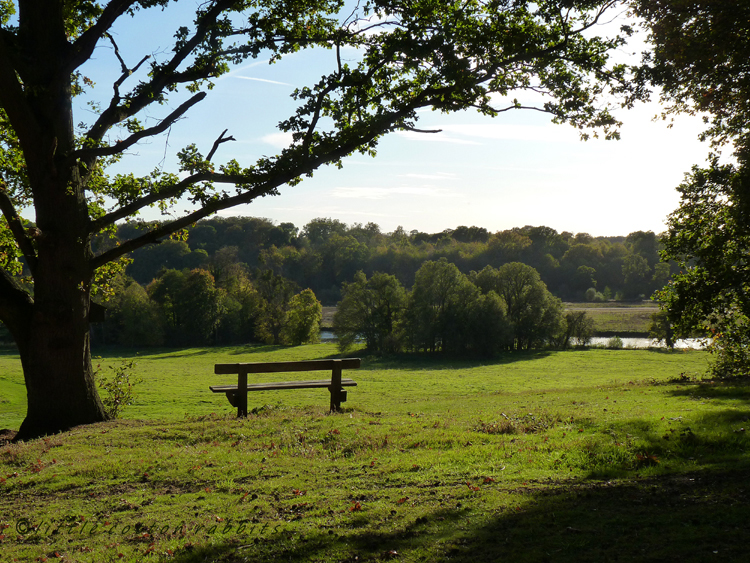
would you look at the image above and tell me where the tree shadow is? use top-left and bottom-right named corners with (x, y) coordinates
top-left (164, 394), bottom-right (750, 563)
top-left (342, 350), bottom-right (555, 371)
top-left (661, 377), bottom-right (750, 405)
top-left (166, 464), bottom-right (750, 563)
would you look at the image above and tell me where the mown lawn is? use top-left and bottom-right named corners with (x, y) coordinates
top-left (3, 344), bottom-right (750, 562)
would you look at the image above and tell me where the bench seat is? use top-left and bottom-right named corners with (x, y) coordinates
top-left (211, 358), bottom-right (360, 416)
top-left (210, 378), bottom-right (357, 393)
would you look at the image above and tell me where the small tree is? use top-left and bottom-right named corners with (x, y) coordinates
top-left (255, 270), bottom-right (299, 345)
top-left (334, 271), bottom-right (407, 354)
top-left (648, 309), bottom-right (675, 349)
top-left (282, 289), bottom-right (322, 345)
top-left (473, 263), bottom-right (564, 350)
top-left (558, 311), bottom-right (595, 349)
top-left (114, 283), bottom-right (164, 347)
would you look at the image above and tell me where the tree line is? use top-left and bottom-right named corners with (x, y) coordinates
top-left (334, 260), bottom-right (595, 356)
top-left (100, 216), bottom-right (671, 305)
top-left (71, 216), bottom-right (665, 350)
top-left (96, 258), bottom-right (321, 349)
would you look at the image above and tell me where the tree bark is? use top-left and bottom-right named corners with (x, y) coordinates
top-left (15, 310), bottom-right (107, 441)
top-left (8, 2), bottom-right (108, 441)
top-left (14, 171), bottom-right (108, 441)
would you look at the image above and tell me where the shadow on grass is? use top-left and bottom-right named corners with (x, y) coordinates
top-left (662, 377), bottom-right (750, 405)
top-left (163, 397), bottom-right (750, 563)
top-left (342, 350), bottom-right (555, 371)
top-left (166, 465), bottom-right (750, 563)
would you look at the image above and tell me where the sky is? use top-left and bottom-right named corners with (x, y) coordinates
top-left (76, 1), bottom-right (714, 238)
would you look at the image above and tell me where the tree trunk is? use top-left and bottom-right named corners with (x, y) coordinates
top-left (15, 312), bottom-right (107, 441)
top-left (5, 4), bottom-right (110, 441)
top-left (14, 200), bottom-right (108, 441)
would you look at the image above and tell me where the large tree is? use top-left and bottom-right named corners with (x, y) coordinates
top-left (634, 0), bottom-right (750, 376)
top-left (0, 0), bottom-right (632, 439)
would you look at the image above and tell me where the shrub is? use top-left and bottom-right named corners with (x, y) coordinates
top-left (95, 360), bottom-right (142, 419)
top-left (606, 336), bottom-right (624, 349)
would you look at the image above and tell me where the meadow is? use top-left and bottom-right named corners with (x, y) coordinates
top-left (2, 344), bottom-right (750, 562)
top-left (564, 302), bottom-right (659, 335)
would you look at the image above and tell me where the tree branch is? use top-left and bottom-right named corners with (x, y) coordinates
top-left (73, 92), bottom-right (207, 162)
top-left (106, 32), bottom-right (151, 96)
top-left (0, 266), bottom-right (33, 343)
top-left (206, 129), bottom-right (236, 162)
top-left (83, 0), bottom-right (238, 148)
top-left (90, 106), bottom-right (418, 269)
top-left (400, 126), bottom-right (443, 133)
top-left (0, 183), bottom-right (37, 274)
top-left (64, 0), bottom-right (141, 73)
top-left (0, 32), bottom-right (41, 153)
top-left (89, 171), bottom-right (245, 232)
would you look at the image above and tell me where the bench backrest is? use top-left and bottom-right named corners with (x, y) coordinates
top-left (214, 358), bottom-right (361, 375)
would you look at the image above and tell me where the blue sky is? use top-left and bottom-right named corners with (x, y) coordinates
top-left (79, 2), bottom-right (713, 237)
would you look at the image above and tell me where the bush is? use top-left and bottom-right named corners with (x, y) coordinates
top-left (95, 360), bottom-right (142, 419)
top-left (606, 336), bottom-right (624, 349)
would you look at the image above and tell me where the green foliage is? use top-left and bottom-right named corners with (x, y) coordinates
top-left (405, 258), bottom-right (501, 354)
top-left (282, 289), bottom-right (322, 345)
top-left (606, 336), bottom-right (624, 349)
top-left (648, 309), bottom-right (675, 349)
top-left (255, 270), bottom-right (300, 345)
top-left (622, 254), bottom-right (652, 298)
top-left (94, 360), bottom-right (142, 419)
top-left (559, 311), bottom-right (596, 349)
top-left (114, 283), bottom-right (165, 347)
top-left (634, 0), bottom-right (750, 146)
top-left (656, 161), bottom-right (750, 377)
top-left (637, 0), bottom-right (750, 378)
top-left (116, 217), bottom-right (671, 306)
top-left (334, 271), bottom-right (407, 354)
top-left (473, 262), bottom-right (564, 350)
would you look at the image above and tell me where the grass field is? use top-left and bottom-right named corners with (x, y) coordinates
top-left (3, 344), bottom-right (750, 562)
top-left (564, 301), bottom-right (659, 335)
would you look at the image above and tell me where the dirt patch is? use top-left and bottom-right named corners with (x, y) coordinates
top-left (0, 428), bottom-right (18, 446)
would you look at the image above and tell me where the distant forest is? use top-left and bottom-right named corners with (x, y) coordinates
top-left (55, 216), bottom-right (671, 350)
top-left (104, 216), bottom-right (669, 305)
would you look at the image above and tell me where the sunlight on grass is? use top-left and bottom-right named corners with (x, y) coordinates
top-left (4, 345), bottom-right (750, 562)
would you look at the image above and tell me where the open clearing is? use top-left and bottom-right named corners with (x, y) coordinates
top-left (3, 344), bottom-right (750, 562)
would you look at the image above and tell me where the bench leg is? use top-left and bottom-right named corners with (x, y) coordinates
top-left (329, 362), bottom-right (343, 412)
top-left (237, 372), bottom-right (248, 418)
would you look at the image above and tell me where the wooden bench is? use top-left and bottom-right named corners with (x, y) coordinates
top-left (210, 358), bottom-right (360, 417)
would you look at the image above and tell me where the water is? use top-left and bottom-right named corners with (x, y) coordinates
top-left (319, 331), bottom-right (706, 349)
top-left (320, 330), bottom-right (336, 342)
top-left (589, 337), bottom-right (706, 349)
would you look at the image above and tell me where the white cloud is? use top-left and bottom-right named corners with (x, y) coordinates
top-left (233, 76), bottom-right (293, 87)
top-left (261, 132), bottom-right (294, 148)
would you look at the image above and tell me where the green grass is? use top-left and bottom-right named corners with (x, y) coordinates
top-left (565, 302), bottom-right (659, 334)
top-left (4, 344), bottom-right (750, 562)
